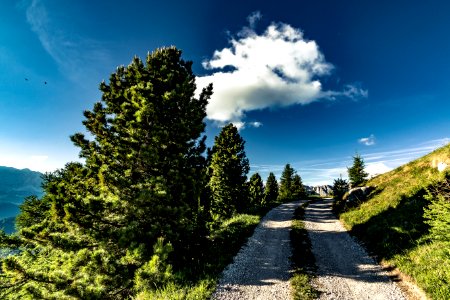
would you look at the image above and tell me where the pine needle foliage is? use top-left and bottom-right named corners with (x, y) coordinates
top-left (207, 124), bottom-right (250, 221)
top-left (0, 47), bottom-right (213, 299)
top-left (347, 154), bottom-right (368, 187)
top-left (292, 174), bottom-right (306, 200)
top-left (278, 164), bottom-right (305, 201)
top-left (278, 164), bottom-right (295, 201)
top-left (264, 172), bottom-right (279, 205)
top-left (248, 173), bottom-right (265, 209)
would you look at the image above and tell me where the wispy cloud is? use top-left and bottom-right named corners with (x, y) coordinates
top-left (359, 134), bottom-right (376, 146)
top-left (197, 13), bottom-right (368, 127)
top-left (25, 0), bottom-right (111, 82)
top-left (247, 11), bottom-right (262, 28)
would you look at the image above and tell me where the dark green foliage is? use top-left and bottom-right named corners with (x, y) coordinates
top-left (16, 195), bottom-right (51, 229)
top-left (264, 172), bottom-right (279, 205)
top-left (347, 154), bottom-right (368, 187)
top-left (332, 176), bottom-right (349, 201)
top-left (278, 164), bottom-right (295, 201)
top-left (0, 47), bottom-right (213, 299)
top-left (248, 173), bottom-right (264, 209)
top-left (331, 176), bottom-right (349, 213)
top-left (292, 174), bottom-right (306, 200)
top-left (278, 164), bottom-right (304, 201)
top-left (208, 124), bottom-right (250, 220)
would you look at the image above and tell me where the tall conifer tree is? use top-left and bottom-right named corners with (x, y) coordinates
top-left (0, 47), bottom-right (213, 298)
top-left (264, 172), bottom-right (279, 205)
top-left (278, 163), bottom-right (295, 201)
top-left (348, 154), bottom-right (368, 187)
top-left (208, 124), bottom-right (250, 220)
top-left (248, 173), bottom-right (264, 208)
top-left (292, 174), bottom-right (306, 199)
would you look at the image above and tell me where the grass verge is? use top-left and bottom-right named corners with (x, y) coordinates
top-left (290, 202), bottom-right (319, 300)
top-left (139, 213), bottom-right (261, 299)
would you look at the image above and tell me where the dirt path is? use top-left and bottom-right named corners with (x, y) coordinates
top-left (212, 201), bottom-right (302, 300)
top-left (304, 199), bottom-right (406, 300)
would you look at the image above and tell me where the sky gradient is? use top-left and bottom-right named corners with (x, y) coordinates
top-left (1, 0), bottom-right (449, 185)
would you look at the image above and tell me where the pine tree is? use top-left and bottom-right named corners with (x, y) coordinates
top-left (248, 173), bottom-right (264, 209)
top-left (348, 154), bottom-right (368, 187)
top-left (264, 172), bottom-right (279, 205)
top-left (332, 175), bottom-right (349, 201)
top-left (279, 163), bottom-right (295, 201)
top-left (208, 123), bottom-right (250, 220)
top-left (292, 174), bottom-right (306, 200)
top-left (424, 178), bottom-right (450, 243)
top-left (0, 47), bottom-right (213, 298)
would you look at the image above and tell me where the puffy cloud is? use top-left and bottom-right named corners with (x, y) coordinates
top-left (197, 18), bottom-right (367, 126)
top-left (359, 134), bottom-right (376, 146)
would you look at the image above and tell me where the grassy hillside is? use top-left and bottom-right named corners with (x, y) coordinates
top-left (339, 143), bottom-right (450, 299)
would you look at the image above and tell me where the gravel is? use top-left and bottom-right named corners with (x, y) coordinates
top-left (212, 201), bottom-right (302, 300)
top-left (304, 198), bottom-right (407, 300)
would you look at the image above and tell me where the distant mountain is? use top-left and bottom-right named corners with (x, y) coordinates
top-left (0, 166), bottom-right (44, 234)
top-left (305, 185), bottom-right (333, 197)
top-left (0, 166), bottom-right (43, 205)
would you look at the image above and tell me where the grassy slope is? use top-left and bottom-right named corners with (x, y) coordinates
top-left (339, 143), bottom-right (450, 299)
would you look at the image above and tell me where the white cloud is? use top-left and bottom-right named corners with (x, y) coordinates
top-left (359, 134), bottom-right (376, 146)
top-left (366, 162), bottom-right (392, 177)
top-left (25, 0), bottom-right (110, 82)
top-left (197, 18), bottom-right (368, 126)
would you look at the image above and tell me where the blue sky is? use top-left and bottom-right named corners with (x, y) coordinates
top-left (1, 0), bottom-right (449, 185)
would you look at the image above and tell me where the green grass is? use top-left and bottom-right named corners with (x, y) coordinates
top-left (336, 143), bottom-right (450, 299)
top-left (137, 213), bottom-right (261, 299)
top-left (290, 202), bottom-right (319, 300)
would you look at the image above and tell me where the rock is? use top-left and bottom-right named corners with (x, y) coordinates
top-left (344, 186), bottom-right (375, 203)
top-left (438, 162), bottom-right (447, 172)
top-left (306, 185), bottom-right (333, 197)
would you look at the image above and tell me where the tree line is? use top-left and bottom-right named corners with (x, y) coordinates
top-left (0, 47), bottom-right (306, 299)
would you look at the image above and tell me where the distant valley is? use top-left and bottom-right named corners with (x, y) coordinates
top-left (0, 166), bottom-right (43, 233)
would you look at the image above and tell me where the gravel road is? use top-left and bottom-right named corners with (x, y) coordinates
top-left (212, 201), bottom-right (302, 300)
top-left (304, 198), bottom-right (406, 300)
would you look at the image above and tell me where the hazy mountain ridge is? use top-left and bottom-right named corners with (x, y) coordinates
top-left (0, 166), bottom-right (44, 234)
top-left (0, 166), bottom-right (43, 205)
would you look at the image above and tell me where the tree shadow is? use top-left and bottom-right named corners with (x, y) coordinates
top-left (349, 188), bottom-right (429, 260)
